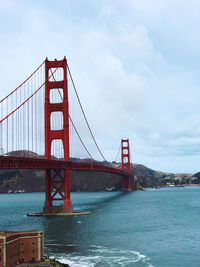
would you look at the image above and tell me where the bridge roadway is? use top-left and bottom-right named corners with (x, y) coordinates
top-left (0, 156), bottom-right (128, 176)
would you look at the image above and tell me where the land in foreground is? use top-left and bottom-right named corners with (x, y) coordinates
top-left (16, 257), bottom-right (69, 267)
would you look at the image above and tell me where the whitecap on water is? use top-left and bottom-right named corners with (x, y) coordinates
top-left (56, 245), bottom-right (155, 267)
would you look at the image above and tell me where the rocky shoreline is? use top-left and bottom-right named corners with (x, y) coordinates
top-left (16, 257), bottom-right (69, 267)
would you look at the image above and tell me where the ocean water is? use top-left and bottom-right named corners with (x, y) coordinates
top-left (0, 187), bottom-right (200, 267)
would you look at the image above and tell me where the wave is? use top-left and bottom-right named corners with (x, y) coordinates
top-left (55, 245), bottom-right (155, 267)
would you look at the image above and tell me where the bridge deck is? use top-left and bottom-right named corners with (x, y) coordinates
top-left (0, 156), bottom-right (128, 176)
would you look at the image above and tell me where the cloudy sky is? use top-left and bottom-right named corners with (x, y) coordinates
top-left (1, 0), bottom-right (200, 173)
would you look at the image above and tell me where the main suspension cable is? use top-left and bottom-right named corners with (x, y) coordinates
top-left (67, 64), bottom-right (107, 162)
top-left (0, 60), bottom-right (45, 103)
top-left (49, 69), bottom-right (94, 160)
top-left (114, 144), bottom-right (121, 163)
top-left (0, 60), bottom-right (64, 123)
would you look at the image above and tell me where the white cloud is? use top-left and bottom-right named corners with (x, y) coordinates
top-left (1, 0), bottom-right (200, 172)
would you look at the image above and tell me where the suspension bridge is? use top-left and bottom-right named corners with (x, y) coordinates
top-left (0, 57), bottom-right (133, 215)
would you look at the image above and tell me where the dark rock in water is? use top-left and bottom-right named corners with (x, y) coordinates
top-left (16, 256), bottom-right (69, 266)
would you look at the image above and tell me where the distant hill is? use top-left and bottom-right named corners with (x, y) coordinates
top-left (0, 163), bottom-right (199, 193)
top-left (130, 164), bottom-right (199, 187)
top-left (0, 151), bottom-right (199, 192)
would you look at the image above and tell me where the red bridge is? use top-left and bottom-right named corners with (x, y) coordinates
top-left (0, 57), bottom-right (133, 214)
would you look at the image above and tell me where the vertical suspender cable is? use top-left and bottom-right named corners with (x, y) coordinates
top-left (0, 99), bottom-right (2, 155)
top-left (19, 86), bottom-right (21, 151)
top-left (38, 68), bottom-right (40, 156)
top-left (0, 119), bottom-right (1, 155)
top-left (42, 66), bottom-right (44, 156)
top-left (67, 65), bottom-right (107, 162)
top-left (6, 118), bottom-right (8, 154)
top-left (27, 79), bottom-right (29, 156)
top-left (6, 98), bottom-right (8, 154)
top-left (21, 86), bottom-right (25, 156)
top-left (35, 75), bottom-right (37, 155)
top-left (31, 90), bottom-right (33, 153)
top-left (11, 93), bottom-right (13, 152)
top-left (13, 92), bottom-right (15, 151)
top-left (16, 94), bottom-right (17, 152)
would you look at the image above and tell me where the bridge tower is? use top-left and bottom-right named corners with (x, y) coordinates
top-left (121, 139), bottom-right (132, 191)
top-left (43, 57), bottom-right (73, 214)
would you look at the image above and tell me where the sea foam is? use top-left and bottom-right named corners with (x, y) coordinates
top-left (56, 245), bottom-right (155, 267)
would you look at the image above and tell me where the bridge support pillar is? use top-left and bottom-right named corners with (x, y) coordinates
top-left (121, 139), bottom-right (132, 191)
top-left (43, 168), bottom-right (73, 214)
top-left (122, 176), bottom-right (131, 191)
top-left (64, 167), bottom-right (72, 208)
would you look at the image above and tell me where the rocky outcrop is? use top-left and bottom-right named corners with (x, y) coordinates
top-left (17, 257), bottom-right (69, 266)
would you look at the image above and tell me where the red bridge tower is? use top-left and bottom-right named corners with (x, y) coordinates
top-left (43, 57), bottom-right (73, 214)
top-left (121, 139), bottom-right (132, 191)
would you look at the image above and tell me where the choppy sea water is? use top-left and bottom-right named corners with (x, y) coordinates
top-left (0, 187), bottom-right (200, 266)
